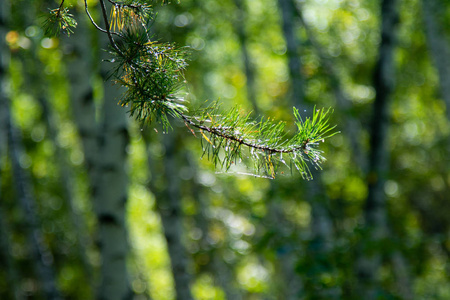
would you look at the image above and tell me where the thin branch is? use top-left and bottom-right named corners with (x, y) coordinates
top-left (58, 0), bottom-right (65, 10)
top-left (180, 113), bottom-right (309, 154)
top-left (54, 0), bottom-right (66, 21)
top-left (84, 0), bottom-right (123, 38)
top-left (99, 0), bottom-right (124, 55)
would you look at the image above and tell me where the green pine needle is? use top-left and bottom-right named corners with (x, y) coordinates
top-left (42, 7), bottom-right (77, 37)
top-left (182, 104), bottom-right (338, 179)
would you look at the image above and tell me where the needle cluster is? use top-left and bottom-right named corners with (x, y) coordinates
top-left (43, 6), bottom-right (77, 37)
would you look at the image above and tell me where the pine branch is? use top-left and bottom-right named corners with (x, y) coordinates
top-left (46, 0), bottom-right (338, 179)
top-left (42, 6), bottom-right (77, 37)
top-left (181, 104), bottom-right (336, 179)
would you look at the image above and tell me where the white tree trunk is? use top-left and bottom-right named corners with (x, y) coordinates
top-left (66, 9), bottom-right (132, 298)
top-left (186, 152), bottom-right (243, 300)
top-left (94, 37), bottom-right (132, 300)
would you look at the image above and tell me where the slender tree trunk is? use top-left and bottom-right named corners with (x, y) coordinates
top-left (277, 1), bottom-right (338, 297)
top-left (356, 0), bottom-right (400, 297)
top-left (5, 99), bottom-right (62, 299)
top-left (232, 0), bottom-right (259, 115)
top-left (422, 0), bottom-right (450, 120)
top-left (277, 0), bottom-right (304, 109)
top-left (66, 13), bottom-right (99, 180)
top-left (145, 131), bottom-right (194, 300)
top-left (160, 132), bottom-right (193, 300)
top-left (0, 4), bottom-right (21, 296)
top-left (65, 7), bottom-right (102, 290)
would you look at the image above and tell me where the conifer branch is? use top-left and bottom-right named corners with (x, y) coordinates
top-left (179, 105), bottom-right (336, 179)
top-left (42, 3), bottom-right (77, 37)
top-left (46, 0), bottom-right (338, 179)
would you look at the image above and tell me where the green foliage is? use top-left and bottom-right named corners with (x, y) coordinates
top-left (109, 25), bottom-right (189, 131)
top-left (42, 7), bottom-right (77, 37)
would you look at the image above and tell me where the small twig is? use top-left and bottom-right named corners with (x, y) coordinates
top-left (58, 0), bottom-right (65, 10)
top-left (56, 0), bottom-right (65, 18)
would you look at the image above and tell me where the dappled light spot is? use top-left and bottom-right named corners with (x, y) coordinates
top-left (384, 180), bottom-right (399, 197)
top-left (174, 12), bottom-right (193, 28)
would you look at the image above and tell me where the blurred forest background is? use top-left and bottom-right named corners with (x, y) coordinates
top-left (1, 0), bottom-right (450, 299)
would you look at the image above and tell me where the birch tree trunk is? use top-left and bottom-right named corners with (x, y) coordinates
top-left (65, 8), bottom-right (132, 298)
top-left (356, 0), bottom-right (400, 297)
top-left (66, 12), bottom-right (99, 181)
top-left (94, 36), bottom-right (132, 300)
top-left (65, 7), bottom-right (102, 290)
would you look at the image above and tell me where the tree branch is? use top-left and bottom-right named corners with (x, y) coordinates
top-left (83, 0), bottom-right (122, 38)
top-left (180, 114), bottom-right (309, 155)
